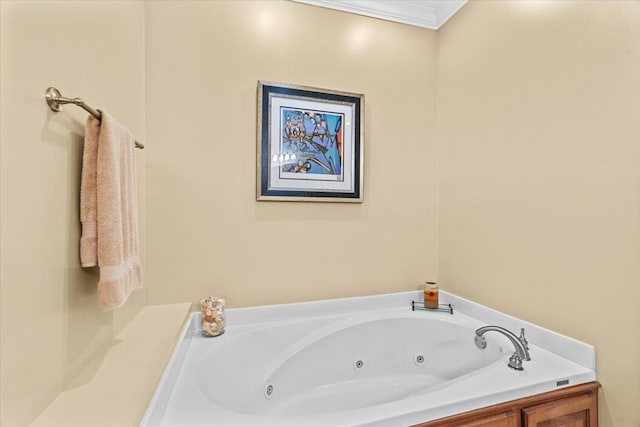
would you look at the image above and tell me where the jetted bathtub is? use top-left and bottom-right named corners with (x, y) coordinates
top-left (141, 291), bottom-right (596, 426)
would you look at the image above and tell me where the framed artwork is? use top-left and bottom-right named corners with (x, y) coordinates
top-left (257, 81), bottom-right (364, 202)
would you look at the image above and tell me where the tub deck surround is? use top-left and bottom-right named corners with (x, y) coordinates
top-left (31, 303), bottom-right (192, 427)
top-left (142, 291), bottom-right (596, 427)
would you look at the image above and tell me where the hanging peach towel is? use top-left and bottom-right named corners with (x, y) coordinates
top-left (80, 111), bottom-right (142, 309)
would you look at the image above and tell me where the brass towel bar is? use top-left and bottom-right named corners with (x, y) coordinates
top-left (45, 87), bottom-right (144, 149)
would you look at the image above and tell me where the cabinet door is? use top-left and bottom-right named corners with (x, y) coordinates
top-left (523, 391), bottom-right (597, 427)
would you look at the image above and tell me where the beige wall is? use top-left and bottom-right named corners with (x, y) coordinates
top-left (437, 1), bottom-right (640, 426)
top-left (3, 1), bottom-right (638, 426)
top-left (0, 1), bottom-right (146, 425)
top-left (144, 1), bottom-right (439, 307)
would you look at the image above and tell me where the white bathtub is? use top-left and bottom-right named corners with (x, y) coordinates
top-left (142, 291), bottom-right (596, 426)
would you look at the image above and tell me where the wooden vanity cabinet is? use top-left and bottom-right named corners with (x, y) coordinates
top-left (413, 382), bottom-right (599, 427)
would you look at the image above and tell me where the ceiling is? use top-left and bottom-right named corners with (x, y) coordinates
top-left (292, 0), bottom-right (468, 30)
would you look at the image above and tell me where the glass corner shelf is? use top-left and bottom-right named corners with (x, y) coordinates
top-left (411, 301), bottom-right (454, 315)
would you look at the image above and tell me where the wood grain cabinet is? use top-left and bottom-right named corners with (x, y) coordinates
top-left (414, 382), bottom-right (599, 427)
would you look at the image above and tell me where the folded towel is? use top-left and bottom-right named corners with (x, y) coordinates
top-left (80, 111), bottom-right (142, 309)
top-left (80, 116), bottom-right (100, 267)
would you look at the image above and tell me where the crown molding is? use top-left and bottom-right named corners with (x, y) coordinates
top-left (292, 0), bottom-right (467, 30)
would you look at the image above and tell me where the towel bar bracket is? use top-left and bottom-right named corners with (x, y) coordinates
top-left (46, 87), bottom-right (103, 120)
top-left (44, 86), bottom-right (144, 149)
top-left (45, 87), bottom-right (63, 112)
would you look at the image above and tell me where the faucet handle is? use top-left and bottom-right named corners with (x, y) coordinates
top-left (519, 328), bottom-right (529, 350)
top-left (519, 328), bottom-right (532, 360)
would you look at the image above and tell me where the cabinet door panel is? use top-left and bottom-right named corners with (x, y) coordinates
top-left (523, 392), bottom-right (597, 427)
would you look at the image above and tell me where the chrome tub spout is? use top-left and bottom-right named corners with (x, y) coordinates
top-left (475, 325), bottom-right (531, 370)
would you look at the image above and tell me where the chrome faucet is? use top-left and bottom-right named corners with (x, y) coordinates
top-left (475, 325), bottom-right (531, 370)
